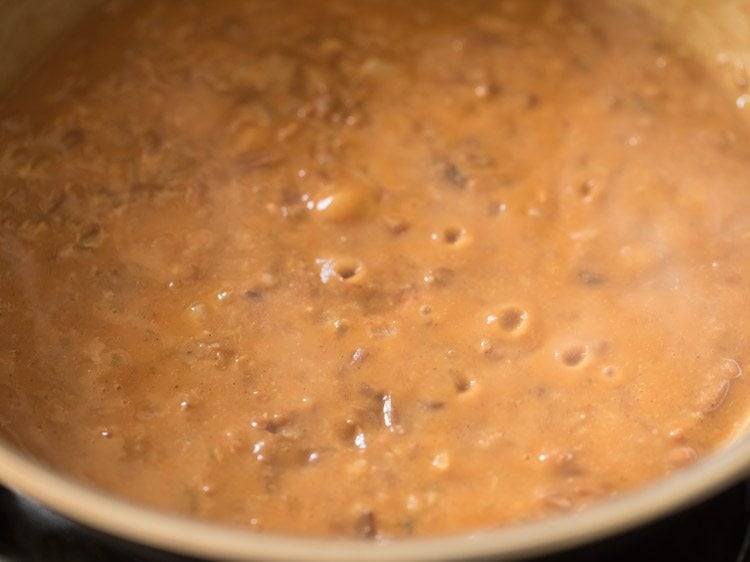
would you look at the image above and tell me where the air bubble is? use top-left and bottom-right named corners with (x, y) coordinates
top-left (384, 215), bottom-right (411, 235)
top-left (668, 428), bottom-right (685, 441)
top-left (667, 446), bottom-right (698, 469)
top-left (424, 267), bottom-right (454, 287)
top-left (719, 358), bottom-right (743, 380)
top-left (318, 257), bottom-right (367, 284)
top-left (188, 303), bottom-right (206, 318)
top-left (696, 378), bottom-right (731, 414)
top-left (488, 201), bottom-right (508, 216)
top-left (499, 308), bottom-right (527, 332)
top-left (557, 345), bottom-right (588, 367)
top-left (354, 430), bottom-right (367, 450)
top-left (337, 263), bottom-right (359, 280)
top-left (474, 83), bottom-right (490, 98)
top-left (313, 181), bottom-right (373, 222)
top-left (333, 318), bottom-right (350, 334)
top-left (433, 225), bottom-right (472, 248)
top-left (442, 226), bottom-right (468, 246)
top-left (579, 180), bottom-right (596, 202)
top-left (451, 370), bottom-right (477, 394)
top-left (431, 451), bottom-right (451, 471)
top-left (351, 347), bottom-right (369, 365)
top-left (487, 305), bottom-right (529, 337)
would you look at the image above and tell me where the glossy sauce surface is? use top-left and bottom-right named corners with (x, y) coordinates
top-left (1, 0), bottom-right (750, 538)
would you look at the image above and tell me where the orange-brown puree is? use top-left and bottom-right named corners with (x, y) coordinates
top-left (1, 0), bottom-right (750, 538)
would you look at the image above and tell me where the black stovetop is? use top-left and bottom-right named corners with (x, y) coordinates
top-left (1, 481), bottom-right (749, 562)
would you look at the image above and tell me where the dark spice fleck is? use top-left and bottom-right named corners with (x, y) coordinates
top-left (77, 223), bottom-right (103, 249)
top-left (244, 288), bottom-right (264, 301)
top-left (578, 270), bottom-right (606, 286)
top-left (384, 215), bottom-right (411, 235)
top-left (443, 161), bottom-right (468, 189)
top-left (355, 510), bottom-right (378, 539)
top-left (61, 128), bottom-right (85, 149)
top-left (420, 401), bottom-right (446, 411)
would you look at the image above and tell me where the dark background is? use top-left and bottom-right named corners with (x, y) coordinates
top-left (0, 481), bottom-right (749, 562)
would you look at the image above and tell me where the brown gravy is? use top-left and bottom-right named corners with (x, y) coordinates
top-left (1, 0), bottom-right (750, 538)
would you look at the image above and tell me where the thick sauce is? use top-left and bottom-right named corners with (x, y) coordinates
top-left (1, 0), bottom-right (750, 539)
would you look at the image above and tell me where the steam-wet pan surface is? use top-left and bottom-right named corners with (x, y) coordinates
top-left (1, 0), bottom-right (750, 560)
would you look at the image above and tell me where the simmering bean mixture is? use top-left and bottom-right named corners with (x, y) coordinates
top-left (1, 0), bottom-right (750, 539)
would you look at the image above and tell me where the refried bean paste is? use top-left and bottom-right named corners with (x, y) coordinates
top-left (1, 0), bottom-right (750, 539)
